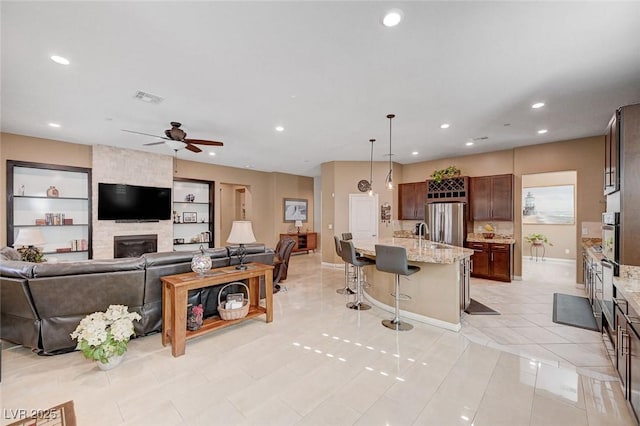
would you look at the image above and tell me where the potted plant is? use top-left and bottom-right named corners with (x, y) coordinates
top-left (70, 304), bottom-right (141, 370)
top-left (430, 165), bottom-right (461, 183)
top-left (525, 233), bottom-right (553, 246)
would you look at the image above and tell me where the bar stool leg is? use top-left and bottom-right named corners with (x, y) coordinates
top-left (382, 275), bottom-right (412, 330)
top-left (347, 266), bottom-right (371, 310)
top-left (336, 263), bottom-right (356, 295)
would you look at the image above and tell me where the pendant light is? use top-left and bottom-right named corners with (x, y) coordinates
top-left (385, 114), bottom-right (395, 190)
top-left (368, 138), bottom-right (375, 196)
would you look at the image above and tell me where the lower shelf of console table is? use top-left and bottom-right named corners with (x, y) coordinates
top-left (161, 262), bottom-right (274, 357)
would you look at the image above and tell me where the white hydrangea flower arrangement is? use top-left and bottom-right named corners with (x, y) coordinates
top-left (70, 305), bottom-right (141, 364)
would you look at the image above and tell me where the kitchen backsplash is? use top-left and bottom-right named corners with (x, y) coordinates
top-left (472, 221), bottom-right (514, 235)
top-left (581, 221), bottom-right (601, 238)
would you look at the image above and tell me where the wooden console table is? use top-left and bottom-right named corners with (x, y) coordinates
top-left (161, 262), bottom-right (274, 357)
top-left (279, 232), bottom-right (317, 254)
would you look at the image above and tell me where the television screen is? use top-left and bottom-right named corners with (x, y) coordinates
top-left (98, 183), bottom-right (172, 221)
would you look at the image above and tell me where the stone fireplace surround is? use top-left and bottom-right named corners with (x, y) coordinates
top-left (92, 145), bottom-right (173, 259)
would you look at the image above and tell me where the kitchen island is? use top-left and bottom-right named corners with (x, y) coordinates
top-left (353, 237), bottom-right (473, 331)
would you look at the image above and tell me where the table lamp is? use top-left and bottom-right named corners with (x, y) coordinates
top-left (13, 228), bottom-right (46, 262)
top-left (295, 220), bottom-right (303, 234)
top-left (227, 221), bottom-right (257, 270)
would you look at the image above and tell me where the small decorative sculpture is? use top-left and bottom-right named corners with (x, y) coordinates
top-left (191, 245), bottom-right (211, 277)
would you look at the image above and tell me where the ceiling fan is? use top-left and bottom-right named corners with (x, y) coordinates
top-left (121, 122), bottom-right (223, 153)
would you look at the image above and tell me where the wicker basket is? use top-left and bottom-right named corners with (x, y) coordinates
top-left (217, 282), bottom-right (250, 320)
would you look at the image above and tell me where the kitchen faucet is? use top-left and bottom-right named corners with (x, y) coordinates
top-left (417, 222), bottom-right (427, 245)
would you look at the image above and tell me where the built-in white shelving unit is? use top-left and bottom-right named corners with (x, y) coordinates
top-left (7, 161), bottom-right (92, 260)
top-left (173, 178), bottom-right (214, 251)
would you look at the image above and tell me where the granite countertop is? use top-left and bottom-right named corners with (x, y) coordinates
top-left (466, 233), bottom-right (516, 244)
top-left (353, 237), bottom-right (473, 265)
top-left (615, 265), bottom-right (640, 316)
top-left (581, 238), bottom-right (604, 262)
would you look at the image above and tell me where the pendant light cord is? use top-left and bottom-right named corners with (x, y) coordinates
top-left (386, 114), bottom-right (395, 189)
top-left (369, 139), bottom-right (375, 185)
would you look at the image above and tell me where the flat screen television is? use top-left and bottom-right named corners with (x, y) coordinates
top-left (98, 183), bottom-right (172, 221)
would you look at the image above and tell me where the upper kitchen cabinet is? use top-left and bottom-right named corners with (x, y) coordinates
top-left (604, 110), bottom-right (620, 195)
top-left (398, 182), bottom-right (427, 220)
top-left (470, 174), bottom-right (513, 221)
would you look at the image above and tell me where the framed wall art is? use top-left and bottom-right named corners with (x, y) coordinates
top-left (183, 212), bottom-right (197, 223)
top-left (283, 198), bottom-right (308, 222)
top-left (522, 184), bottom-right (575, 225)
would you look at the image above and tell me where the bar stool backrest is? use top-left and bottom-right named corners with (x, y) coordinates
top-left (342, 233), bottom-right (353, 241)
top-left (375, 245), bottom-right (411, 275)
top-left (340, 239), bottom-right (358, 265)
top-left (333, 235), bottom-right (343, 257)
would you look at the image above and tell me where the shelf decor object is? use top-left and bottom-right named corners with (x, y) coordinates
top-left (191, 245), bottom-right (212, 277)
top-left (46, 185), bottom-right (59, 197)
top-left (14, 228), bottom-right (46, 262)
top-left (227, 221), bottom-right (256, 270)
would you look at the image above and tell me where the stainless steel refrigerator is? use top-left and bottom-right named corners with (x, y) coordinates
top-left (424, 202), bottom-right (467, 246)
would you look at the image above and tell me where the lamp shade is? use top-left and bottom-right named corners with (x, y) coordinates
top-left (14, 228), bottom-right (45, 247)
top-left (227, 221), bottom-right (257, 244)
top-left (294, 220), bottom-right (303, 228)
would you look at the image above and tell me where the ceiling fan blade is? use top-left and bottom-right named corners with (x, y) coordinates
top-left (185, 143), bottom-right (202, 153)
top-left (185, 138), bottom-right (224, 146)
top-left (143, 141), bottom-right (166, 146)
top-left (122, 129), bottom-right (169, 140)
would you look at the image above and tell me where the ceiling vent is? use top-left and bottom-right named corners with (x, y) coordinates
top-left (133, 91), bottom-right (164, 104)
top-left (472, 136), bottom-right (489, 141)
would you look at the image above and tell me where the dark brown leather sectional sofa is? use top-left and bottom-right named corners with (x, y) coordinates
top-left (0, 244), bottom-right (274, 355)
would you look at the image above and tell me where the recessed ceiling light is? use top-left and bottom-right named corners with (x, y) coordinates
top-left (411, 151), bottom-right (418, 156)
top-left (465, 141), bottom-right (474, 146)
top-left (275, 126), bottom-right (284, 132)
top-left (440, 123), bottom-right (450, 129)
top-left (48, 122), bottom-right (61, 128)
top-left (382, 9), bottom-right (403, 27)
top-left (208, 152), bottom-right (216, 156)
top-left (531, 102), bottom-right (545, 109)
top-left (537, 129), bottom-right (548, 134)
top-left (50, 55), bottom-right (70, 65)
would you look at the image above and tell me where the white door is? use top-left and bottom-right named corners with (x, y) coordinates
top-left (349, 194), bottom-right (378, 240)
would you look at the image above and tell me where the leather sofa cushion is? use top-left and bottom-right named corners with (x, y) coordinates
top-left (143, 248), bottom-right (229, 267)
top-left (1, 246), bottom-right (21, 260)
top-left (0, 260), bottom-right (36, 278)
top-left (227, 243), bottom-right (267, 256)
top-left (33, 257), bottom-right (145, 277)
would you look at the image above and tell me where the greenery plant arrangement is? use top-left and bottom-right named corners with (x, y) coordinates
top-left (70, 304), bottom-right (141, 365)
top-left (430, 166), bottom-right (461, 183)
top-left (17, 246), bottom-right (45, 263)
top-left (525, 233), bottom-right (553, 246)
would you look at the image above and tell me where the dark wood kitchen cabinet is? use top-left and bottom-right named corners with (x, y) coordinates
top-left (470, 174), bottom-right (513, 221)
top-left (614, 294), bottom-right (640, 423)
top-left (398, 182), bottom-right (426, 220)
top-left (466, 241), bottom-right (512, 282)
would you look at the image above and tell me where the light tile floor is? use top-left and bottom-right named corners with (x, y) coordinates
top-left (0, 254), bottom-right (635, 425)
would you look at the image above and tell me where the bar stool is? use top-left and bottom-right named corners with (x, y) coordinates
top-left (340, 240), bottom-right (375, 310)
top-left (374, 244), bottom-right (420, 331)
top-left (334, 236), bottom-right (355, 295)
